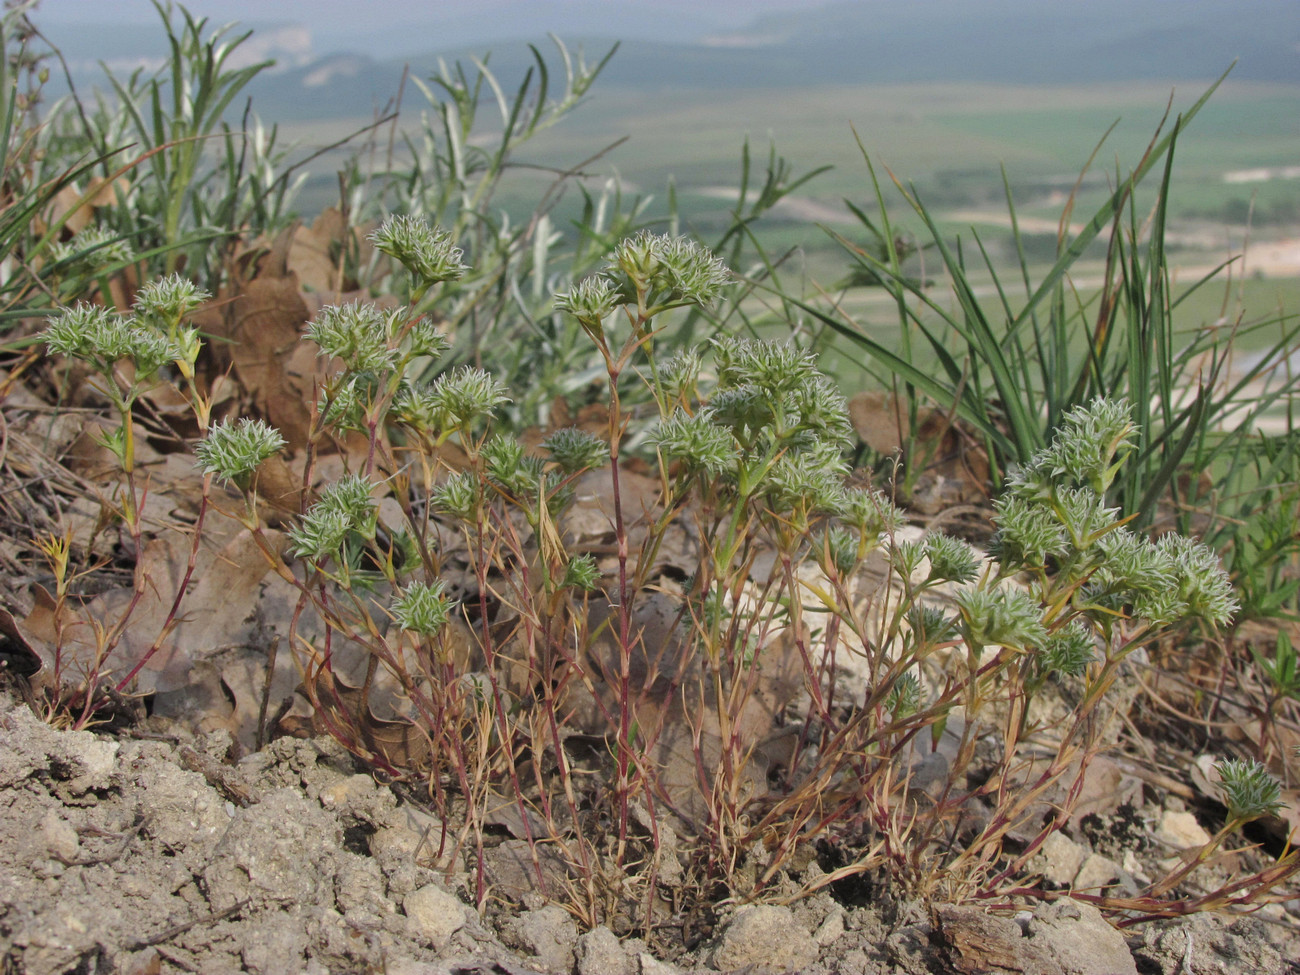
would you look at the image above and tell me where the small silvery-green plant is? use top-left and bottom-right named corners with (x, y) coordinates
top-left (44, 274), bottom-right (212, 495)
top-left (929, 400), bottom-right (1238, 897)
top-left (258, 220), bottom-right (1290, 931)
top-left (1216, 757), bottom-right (1285, 826)
top-left (221, 215), bottom-right (622, 912)
top-left (1105, 757), bottom-right (1297, 923)
top-left (38, 275), bottom-right (222, 722)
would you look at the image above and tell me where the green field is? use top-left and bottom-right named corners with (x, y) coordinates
top-left (286, 78), bottom-right (1300, 215)
top-left (282, 75), bottom-right (1300, 370)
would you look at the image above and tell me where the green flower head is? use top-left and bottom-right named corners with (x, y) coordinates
top-left (652, 409), bottom-right (739, 477)
top-left (134, 274), bottom-right (210, 330)
top-left (391, 580), bottom-right (453, 636)
top-left (289, 473), bottom-right (378, 559)
top-left (554, 275), bottom-right (618, 331)
top-left (925, 533), bottom-right (980, 584)
top-left (194, 417), bottom-right (286, 489)
top-left (370, 215), bottom-right (468, 287)
top-left (607, 232), bottom-right (730, 308)
top-left (543, 427), bottom-right (608, 475)
top-left (429, 366), bottom-right (511, 427)
top-left (1215, 758), bottom-right (1284, 824)
top-left (308, 302), bottom-right (397, 373)
top-left (955, 583), bottom-right (1047, 654)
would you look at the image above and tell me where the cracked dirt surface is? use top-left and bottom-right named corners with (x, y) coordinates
top-left (2, 689), bottom-right (1297, 975)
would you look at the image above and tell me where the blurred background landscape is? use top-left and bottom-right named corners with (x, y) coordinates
top-left (26, 0), bottom-right (1300, 354)
top-left (38, 0), bottom-right (1300, 241)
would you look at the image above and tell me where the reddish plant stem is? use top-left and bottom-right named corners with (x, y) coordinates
top-left (470, 506), bottom-right (546, 893)
top-left (604, 361), bottom-right (637, 863)
top-left (115, 477), bottom-right (214, 692)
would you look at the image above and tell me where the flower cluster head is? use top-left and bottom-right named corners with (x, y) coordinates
top-left (991, 493), bottom-right (1067, 569)
top-left (605, 231), bottom-right (730, 309)
top-left (708, 338), bottom-right (852, 446)
top-left (427, 365), bottom-right (511, 429)
top-left (991, 397), bottom-right (1237, 631)
top-left (194, 417), bottom-right (285, 489)
top-left (1081, 527), bottom-right (1238, 627)
top-left (554, 275), bottom-right (618, 331)
top-left (1039, 620), bottom-right (1098, 678)
top-left (50, 226), bottom-right (134, 273)
top-left (482, 434), bottom-right (544, 499)
top-left (432, 471), bottom-right (482, 522)
top-left (1215, 757), bottom-right (1284, 824)
top-left (290, 473), bottom-right (378, 561)
top-left (134, 275), bottom-right (210, 330)
top-left (370, 215), bottom-right (468, 290)
top-left (44, 303), bottom-right (180, 380)
top-left (954, 582), bottom-right (1047, 655)
top-left (390, 579), bottom-right (453, 636)
top-left (652, 409), bottom-right (739, 477)
top-left (560, 553), bottom-right (600, 592)
top-left (659, 348), bottom-right (703, 403)
top-left (543, 427), bottom-right (607, 475)
top-left (821, 524), bottom-right (861, 576)
top-left (713, 337), bottom-right (818, 398)
top-left (1046, 398), bottom-right (1135, 494)
top-left (925, 534), bottom-right (980, 584)
top-left (764, 439), bottom-right (850, 515)
top-left (886, 671), bottom-right (922, 718)
top-left (390, 367), bottom-right (510, 440)
top-left (906, 605), bottom-right (958, 652)
top-left (309, 302), bottom-right (446, 374)
top-left (1153, 533), bottom-right (1239, 627)
top-left (132, 275), bottom-right (209, 368)
top-left (309, 303), bottom-right (395, 372)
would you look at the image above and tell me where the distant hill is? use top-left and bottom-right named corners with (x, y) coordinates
top-left (240, 0), bottom-right (1296, 123)
top-left (36, 0), bottom-right (1299, 125)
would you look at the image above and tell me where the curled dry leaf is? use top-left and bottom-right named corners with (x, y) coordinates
top-left (38, 176), bottom-right (129, 239)
top-left (305, 667), bottom-right (433, 773)
top-left (848, 390), bottom-right (990, 511)
top-left (287, 207), bottom-right (379, 295)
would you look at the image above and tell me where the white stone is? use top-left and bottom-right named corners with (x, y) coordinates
top-left (814, 906), bottom-right (846, 945)
top-left (41, 809), bottom-right (80, 862)
top-left (638, 953), bottom-right (682, 975)
top-left (1073, 852), bottom-right (1121, 893)
top-left (402, 883), bottom-right (467, 949)
top-left (1034, 831), bottom-right (1087, 886)
top-left (63, 736), bottom-right (119, 794)
top-left (576, 926), bottom-right (632, 975)
top-left (1028, 899), bottom-right (1137, 975)
top-left (707, 905), bottom-right (819, 974)
top-left (1156, 810), bottom-right (1211, 850)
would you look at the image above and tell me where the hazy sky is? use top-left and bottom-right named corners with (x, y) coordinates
top-left (36, 0), bottom-right (833, 54)
top-left (38, 0), bottom-right (826, 19)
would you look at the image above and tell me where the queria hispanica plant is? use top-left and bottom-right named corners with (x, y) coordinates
top-left (192, 219), bottom-right (1293, 937)
top-left (37, 274), bottom-right (241, 726)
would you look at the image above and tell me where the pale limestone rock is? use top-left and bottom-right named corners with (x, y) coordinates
top-left (576, 925), bottom-right (632, 975)
top-left (1156, 809), bottom-right (1211, 850)
top-left (707, 905), bottom-right (819, 974)
top-left (1034, 831), bottom-right (1088, 886)
top-left (1027, 899), bottom-right (1137, 975)
top-left (1073, 852), bottom-right (1121, 893)
top-left (402, 883), bottom-right (466, 950)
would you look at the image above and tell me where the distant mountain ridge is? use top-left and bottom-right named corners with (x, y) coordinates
top-left (38, 0), bottom-right (1299, 124)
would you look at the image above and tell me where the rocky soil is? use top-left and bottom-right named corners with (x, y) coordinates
top-left (2, 688), bottom-right (1297, 975)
